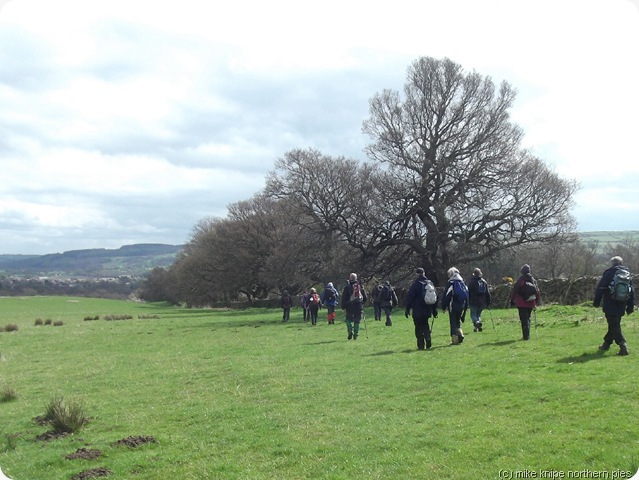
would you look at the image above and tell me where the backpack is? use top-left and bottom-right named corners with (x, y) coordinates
top-left (610, 268), bottom-right (631, 303)
top-left (520, 280), bottom-right (538, 302)
top-left (476, 278), bottom-right (487, 295)
top-left (452, 280), bottom-right (469, 303)
top-left (282, 294), bottom-right (292, 308)
top-left (350, 283), bottom-right (363, 303)
top-left (310, 293), bottom-right (320, 305)
top-left (382, 285), bottom-right (393, 302)
top-left (373, 285), bottom-right (383, 301)
top-left (421, 280), bottom-right (437, 305)
top-left (324, 287), bottom-right (336, 303)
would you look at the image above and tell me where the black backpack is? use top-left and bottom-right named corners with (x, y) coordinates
top-left (520, 280), bottom-right (538, 302)
top-left (382, 286), bottom-right (393, 302)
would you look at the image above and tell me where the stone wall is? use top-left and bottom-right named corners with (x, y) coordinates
top-left (489, 276), bottom-right (601, 307)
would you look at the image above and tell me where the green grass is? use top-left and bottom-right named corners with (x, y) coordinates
top-left (0, 297), bottom-right (638, 479)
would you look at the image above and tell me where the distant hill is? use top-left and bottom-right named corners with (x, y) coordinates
top-left (1, 231), bottom-right (636, 279)
top-left (0, 244), bottom-right (183, 278)
top-left (577, 231), bottom-right (639, 245)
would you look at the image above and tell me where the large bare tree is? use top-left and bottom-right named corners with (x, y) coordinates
top-left (361, 56), bottom-right (578, 279)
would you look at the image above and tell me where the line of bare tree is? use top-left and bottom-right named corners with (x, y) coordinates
top-left (138, 57), bottom-right (634, 307)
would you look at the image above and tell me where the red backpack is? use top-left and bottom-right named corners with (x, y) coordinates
top-left (350, 283), bottom-right (363, 303)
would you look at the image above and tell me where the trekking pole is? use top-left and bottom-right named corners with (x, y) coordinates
top-left (488, 307), bottom-right (497, 332)
top-left (533, 308), bottom-right (538, 338)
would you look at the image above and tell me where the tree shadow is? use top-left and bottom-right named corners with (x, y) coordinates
top-left (556, 351), bottom-right (609, 364)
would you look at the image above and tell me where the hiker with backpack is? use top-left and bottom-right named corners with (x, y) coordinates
top-left (404, 267), bottom-right (438, 350)
top-left (510, 264), bottom-right (541, 340)
top-left (380, 280), bottom-right (398, 326)
top-left (371, 282), bottom-right (384, 321)
top-left (307, 288), bottom-right (322, 325)
top-left (341, 273), bottom-right (368, 340)
top-left (594, 256), bottom-right (634, 356)
top-left (321, 282), bottom-right (339, 324)
top-left (441, 267), bottom-right (469, 344)
top-left (467, 268), bottom-right (491, 332)
top-left (280, 290), bottom-right (293, 322)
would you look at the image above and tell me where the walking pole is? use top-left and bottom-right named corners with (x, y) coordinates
top-left (533, 308), bottom-right (538, 338)
top-left (488, 307), bottom-right (497, 332)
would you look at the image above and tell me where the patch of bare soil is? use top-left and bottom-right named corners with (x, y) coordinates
top-left (35, 430), bottom-right (70, 441)
top-left (33, 415), bottom-right (48, 426)
top-left (65, 448), bottom-right (103, 460)
top-left (70, 467), bottom-right (112, 479)
top-left (112, 435), bottom-right (157, 448)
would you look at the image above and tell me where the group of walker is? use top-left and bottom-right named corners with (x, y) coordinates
top-left (285, 256), bottom-right (633, 355)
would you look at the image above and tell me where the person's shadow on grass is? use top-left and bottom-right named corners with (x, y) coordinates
top-left (556, 350), bottom-right (609, 364)
top-left (476, 340), bottom-right (518, 347)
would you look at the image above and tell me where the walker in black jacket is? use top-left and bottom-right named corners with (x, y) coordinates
top-left (404, 268), bottom-right (438, 350)
top-left (594, 256), bottom-right (634, 356)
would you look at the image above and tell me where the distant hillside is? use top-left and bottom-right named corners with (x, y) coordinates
top-left (0, 244), bottom-right (183, 278)
top-left (577, 231), bottom-right (639, 245)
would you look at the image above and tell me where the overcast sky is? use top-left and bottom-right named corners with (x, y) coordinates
top-left (1, 0), bottom-right (638, 255)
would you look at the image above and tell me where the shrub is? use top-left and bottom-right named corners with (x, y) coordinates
top-left (3, 324), bottom-right (18, 332)
top-left (44, 319), bottom-right (52, 325)
top-left (34, 318), bottom-right (44, 326)
top-left (53, 321), bottom-right (64, 327)
top-left (84, 315), bottom-right (100, 321)
top-left (43, 397), bottom-right (89, 434)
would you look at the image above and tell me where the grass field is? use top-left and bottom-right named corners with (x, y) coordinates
top-left (0, 297), bottom-right (638, 480)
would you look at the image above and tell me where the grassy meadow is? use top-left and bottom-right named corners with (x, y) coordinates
top-left (0, 296), bottom-right (638, 480)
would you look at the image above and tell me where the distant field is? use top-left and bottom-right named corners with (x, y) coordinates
top-left (0, 297), bottom-right (637, 479)
top-left (579, 231), bottom-right (639, 246)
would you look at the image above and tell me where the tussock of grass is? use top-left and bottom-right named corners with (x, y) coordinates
top-left (1, 385), bottom-right (18, 402)
top-left (42, 397), bottom-right (89, 434)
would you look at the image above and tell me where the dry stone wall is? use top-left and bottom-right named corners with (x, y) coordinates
top-left (490, 276), bottom-right (609, 307)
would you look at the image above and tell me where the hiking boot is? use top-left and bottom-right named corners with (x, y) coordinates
top-left (385, 319), bottom-right (392, 326)
top-left (618, 344), bottom-right (629, 356)
top-left (426, 336), bottom-right (432, 349)
top-left (417, 337), bottom-right (425, 350)
top-left (451, 335), bottom-right (459, 345)
top-left (348, 331), bottom-right (353, 340)
top-left (598, 343), bottom-right (610, 351)
top-left (477, 321), bottom-right (483, 332)
top-left (353, 334), bottom-right (358, 340)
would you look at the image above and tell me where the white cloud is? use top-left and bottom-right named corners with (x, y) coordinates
top-left (0, 0), bottom-right (638, 254)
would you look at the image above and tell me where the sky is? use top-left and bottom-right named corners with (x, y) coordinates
top-left (1, 0), bottom-right (638, 255)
